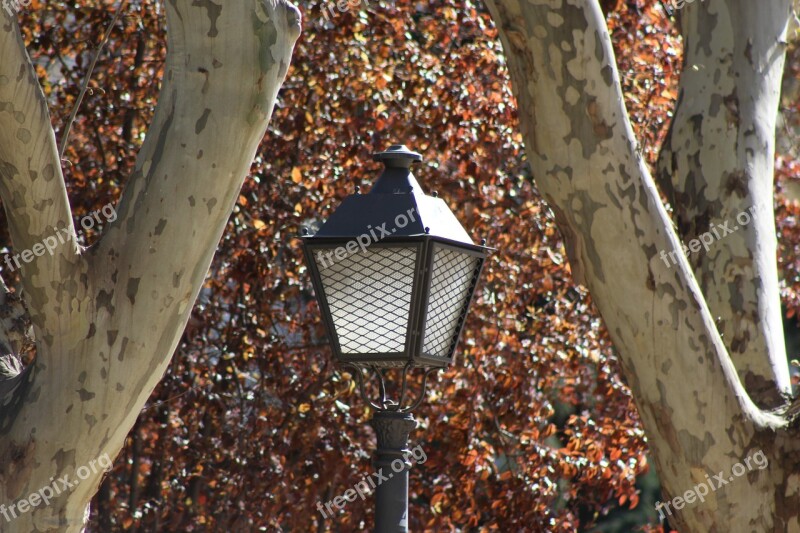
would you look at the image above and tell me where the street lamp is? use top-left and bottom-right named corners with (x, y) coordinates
top-left (301, 144), bottom-right (489, 532)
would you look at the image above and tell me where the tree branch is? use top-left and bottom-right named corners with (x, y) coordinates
top-left (656, 0), bottom-right (793, 407)
top-left (59, 0), bottom-right (127, 160)
top-left (0, 9), bottom-right (79, 333)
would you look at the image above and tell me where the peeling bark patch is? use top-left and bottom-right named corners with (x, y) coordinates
top-left (188, 195), bottom-right (196, 207)
top-left (96, 289), bottom-right (115, 314)
top-left (646, 266), bottom-right (655, 291)
top-left (146, 90), bottom-right (175, 185)
top-left (15, 128), bottom-right (30, 144)
top-left (653, 282), bottom-right (683, 327)
top-left (77, 388), bottom-right (95, 401)
top-left (570, 190), bottom-right (606, 283)
top-left (117, 337), bottom-right (129, 362)
top-left (744, 39), bottom-right (753, 65)
top-left (693, 9), bottom-right (717, 57)
top-left (173, 269), bottom-right (184, 288)
top-left (600, 65), bottom-right (613, 87)
top-left (0, 161), bottom-right (19, 182)
top-left (252, 8), bottom-right (279, 75)
top-left (43, 163), bottom-right (54, 182)
top-left (723, 170), bottom-right (748, 198)
top-left (154, 218), bottom-right (168, 236)
top-left (724, 91), bottom-right (740, 128)
top-left (195, 108), bottom-right (211, 134)
top-left (692, 390), bottom-right (708, 423)
top-left (52, 448), bottom-right (75, 476)
top-left (107, 330), bottom-right (118, 346)
top-left (198, 67), bottom-right (210, 94)
top-left (86, 323), bottom-right (96, 339)
top-left (586, 98), bottom-right (613, 141)
top-left (3, 439), bottom-right (35, 499)
top-left (688, 113), bottom-right (703, 140)
top-left (116, 382), bottom-right (124, 391)
top-left (206, 197), bottom-right (217, 214)
top-left (676, 430), bottom-right (715, 463)
top-left (127, 278), bottom-right (140, 305)
top-left (548, 203), bottom-right (588, 286)
top-left (192, 0), bottom-right (222, 37)
top-left (710, 93), bottom-right (722, 117)
top-left (603, 183), bottom-right (622, 209)
top-left (653, 381), bottom-right (681, 454)
top-left (593, 30), bottom-right (604, 63)
top-left (675, 153), bottom-right (717, 240)
top-left (743, 371), bottom-right (785, 409)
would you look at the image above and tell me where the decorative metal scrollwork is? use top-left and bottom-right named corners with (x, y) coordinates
top-left (341, 362), bottom-right (439, 413)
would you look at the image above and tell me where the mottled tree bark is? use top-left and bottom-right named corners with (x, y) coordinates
top-left (484, 0), bottom-right (800, 530)
top-left (657, 0), bottom-right (791, 408)
top-left (0, 1), bottom-right (300, 531)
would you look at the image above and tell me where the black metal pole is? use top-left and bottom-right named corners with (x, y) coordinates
top-left (369, 410), bottom-right (418, 533)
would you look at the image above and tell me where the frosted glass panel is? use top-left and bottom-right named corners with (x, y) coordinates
top-left (316, 246), bottom-right (418, 354)
top-left (422, 246), bottom-right (479, 358)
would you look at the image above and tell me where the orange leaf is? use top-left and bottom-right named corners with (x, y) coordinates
top-left (291, 167), bottom-right (302, 184)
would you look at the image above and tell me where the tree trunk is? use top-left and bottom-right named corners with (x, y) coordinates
top-left (656, 0), bottom-right (791, 408)
top-left (483, 0), bottom-right (800, 530)
top-left (0, 1), bottom-right (300, 531)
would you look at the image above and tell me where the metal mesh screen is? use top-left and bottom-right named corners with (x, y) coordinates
top-left (422, 245), bottom-right (480, 358)
top-left (316, 246), bottom-right (419, 354)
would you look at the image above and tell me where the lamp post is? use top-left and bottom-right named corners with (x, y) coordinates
top-left (301, 144), bottom-right (489, 532)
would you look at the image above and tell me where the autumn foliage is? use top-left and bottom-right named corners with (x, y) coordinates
top-left (4, 0), bottom-right (798, 530)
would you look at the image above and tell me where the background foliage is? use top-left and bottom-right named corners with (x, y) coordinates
top-left (3, 0), bottom-right (799, 530)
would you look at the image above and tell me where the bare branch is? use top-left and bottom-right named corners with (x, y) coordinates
top-left (59, 0), bottom-right (127, 160)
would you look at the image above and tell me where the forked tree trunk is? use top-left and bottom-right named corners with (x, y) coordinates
top-left (483, 0), bottom-right (800, 530)
top-left (0, 1), bottom-right (300, 531)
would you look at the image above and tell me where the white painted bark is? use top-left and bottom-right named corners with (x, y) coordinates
top-left (483, 0), bottom-right (800, 530)
top-left (0, 1), bottom-right (300, 531)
